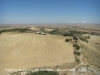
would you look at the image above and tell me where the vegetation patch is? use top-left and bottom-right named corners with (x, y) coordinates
top-left (0, 28), bottom-right (31, 33)
top-left (91, 32), bottom-right (100, 35)
top-left (78, 36), bottom-right (88, 43)
top-left (63, 33), bottom-right (73, 36)
top-left (50, 29), bottom-right (63, 35)
top-left (65, 38), bottom-right (70, 42)
top-left (73, 44), bottom-right (80, 50)
top-left (75, 54), bottom-right (80, 63)
top-left (63, 30), bottom-right (90, 36)
top-left (74, 50), bottom-right (80, 56)
top-left (69, 30), bottom-right (89, 34)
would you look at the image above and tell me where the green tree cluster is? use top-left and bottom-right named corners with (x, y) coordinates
top-left (73, 44), bottom-right (80, 50)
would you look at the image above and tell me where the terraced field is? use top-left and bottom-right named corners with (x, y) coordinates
top-left (0, 33), bottom-right (74, 75)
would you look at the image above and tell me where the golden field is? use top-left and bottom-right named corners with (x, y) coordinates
top-left (0, 33), bottom-right (74, 74)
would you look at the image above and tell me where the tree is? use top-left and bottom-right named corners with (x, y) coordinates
top-left (73, 44), bottom-right (80, 50)
top-left (65, 38), bottom-right (70, 42)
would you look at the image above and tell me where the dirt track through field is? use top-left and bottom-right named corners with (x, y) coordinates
top-left (0, 33), bottom-right (74, 75)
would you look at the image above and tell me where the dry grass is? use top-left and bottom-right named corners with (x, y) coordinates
top-left (79, 35), bottom-right (100, 70)
top-left (0, 33), bottom-right (74, 75)
top-left (45, 28), bottom-right (55, 31)
top-left (29, 27), bottom-right (40, 31)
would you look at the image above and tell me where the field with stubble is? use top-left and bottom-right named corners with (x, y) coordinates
top-left (0, 33), bottom-right (74, 75)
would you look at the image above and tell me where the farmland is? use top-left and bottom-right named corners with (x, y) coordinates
top-left (0, 33), bottom-right (74, 74)
top-left (0, 24), bottom-right (100, 75)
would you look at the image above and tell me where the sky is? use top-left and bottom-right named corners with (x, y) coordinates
top-left (0, 0), bottom-right (100, 24)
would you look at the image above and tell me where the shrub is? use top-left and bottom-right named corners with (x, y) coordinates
top-left (65, 38), bottom-right (70, 42)
top-left (63, 33), bottom-right (73, 36)
top-left (87, 35), bottom-right (90, 38)
top-left (26, 71), bottom-right (59, 75)
top-left (50, 29), bottom-right (62, 35)
top-left (0, 31), bottom-right (1, 34)
top-left (74, 51), bottom-right (80, 55)
top-left (76, 58), bottom-right (80, 63)
top-left (79, 36), bottom-right (88, 43)
top-left (73, 44), bottom-right (80, 50)
top-left (75, 54), bottom-right (80, 63)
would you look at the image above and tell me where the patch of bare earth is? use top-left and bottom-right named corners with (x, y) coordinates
top-left (45, 28), bottom-right (55, 31)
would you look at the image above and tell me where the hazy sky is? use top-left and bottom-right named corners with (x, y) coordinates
top-left (0, 0), bottom-right (100, 24)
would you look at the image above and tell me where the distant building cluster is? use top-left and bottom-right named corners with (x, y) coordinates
top-left (35, 32), bottom-right (46, 35)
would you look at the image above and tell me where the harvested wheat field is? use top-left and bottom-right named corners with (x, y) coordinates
top-left (0, 33), bottom-right (74, 75)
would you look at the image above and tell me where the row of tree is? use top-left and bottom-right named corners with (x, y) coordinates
top-left (0, 28), bottom-right (31, 34)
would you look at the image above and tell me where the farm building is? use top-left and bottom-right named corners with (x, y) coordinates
top-left (35, 32), bottom-right (41, 34)
top-left (35, 32), bottom-right (46, 35)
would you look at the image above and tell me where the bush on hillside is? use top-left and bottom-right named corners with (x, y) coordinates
top-left (65, 38), bottom-right (70, 42)
top-left (78, 36), bottom-right (88, 43)
top-left (63, 33), bottom-right (73, 36)
top-left (74, 51), bottom-right (81, 56)
top-left (50, 29), bottom-right (62, 35)
top-left (73, 44), bottom-right (80, 50)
